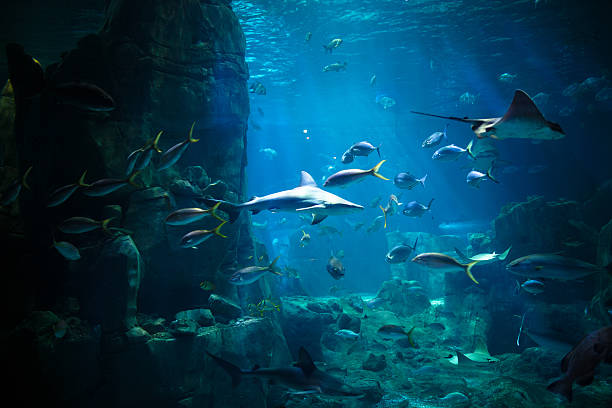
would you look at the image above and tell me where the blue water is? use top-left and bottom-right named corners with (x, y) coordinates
top-left (235, 0), bottom-right (611, 295)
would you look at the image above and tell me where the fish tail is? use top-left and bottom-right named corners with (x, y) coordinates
top-left (465, 261), bottom-right (480, 284)
top-left (370, 160), bottom-right (389, 180)
top-left (77, 170), bottom-right (90, 187)
top-left (206, 351), bottom-right (243, 387)
top-left (203, 198), bottom-right (242, 223)
top-left (487, 167), bottom-right (499, 183)
top-left (101, 217), bottom-right (115, 233)
top-left (426, 198), bottom-right (435, 210)
top-left (406, 326), bottom-right (416, 348)
top-left (127, 171), bottom-right (141, 188)
top-left (466, 140), bottom-right (475, 159)
top-left (268, 255), bottom-right (280, 272)
top-left (152, 130), bottom-right (163, 152)
top-left (498, 246), bottom-right (512, 261)
top-left (213, 220), bottom-right (228, 239)
top-left (379, 205), bottom-right (387, 229)
top-left (419, 174), bottom-right (427, 188)
top-left (444, 123), bottom-right (448, 138)
top-left (209, 202), bottom-right (228, 223)
top-left (547, 377), bottom-right (573, 402)
top-left (188, 121), bottom-right (199, 143)
top-left (22, 165), bottom-right (33, 190)
top-left (413, 236), bottom-right (419, 251)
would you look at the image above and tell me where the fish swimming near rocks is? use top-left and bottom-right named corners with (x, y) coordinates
top-left (412, 90), bottom-right (565, 141)
top-left (421, 124), bottom-right (448, 148)
top-left (432, 141), bottom-right (474, 161)
top-left (229, 256), bottom-right (281, 285)
top-left (377, 325), bottom-right (416, 347)
top-left (203, 171), bottom-right (363, 225)
top-left (402, 199), bottom-right (434, 218)
top-left (82, 172), bottom-right (140, 197)
top-left (323, 62), bottom-right (347, 72)
top-left (323, 38), bottom-right (343, 53)
top-left (0, 165), bottom-right (32, 206)
top-left (446, 339), bottom-right (499, 366)
top-left (394, 172), bottom-right (427, 190)
top-left (157, 122), bottom-right (199, 171)
top-left (59, 216), bottom-right (113, 234)
top-left (386, 237), bottom-right (419, 264)
top-left (348, 141), bottom-right (380, 158)
top-left (165, 202), bottom-right (225, 226)
top-left (179, 221), bottom-right (227, 248)
top-left (327, 255), bottom-right (345, 280)
top-left (206, 346), bottom-right (363, 396)
top-left (506, 254), bottom-right (611, 280)
top-left (335, 329), bottom-right (360, 340)
top-left (52, 82), bottom-right (115, 112)
top-left (52, 239), bottom-right (81, 261)
top-left (249, 81), bottom-right (266, 95)
top-left (547, 326), bottom-right (612, 402)
top-left (520, 279), bottom-right (545, 294)
top-left (412, 252), bottom-right (480, 284)
top-left (132, 131), bottom-right (163, 173)
top-left (323, 160), bottom-right (389, 188)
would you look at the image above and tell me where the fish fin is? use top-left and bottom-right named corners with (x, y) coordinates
top-left (413, 236), bottom-right (419, 251)
top-left (370, 160), bottom-right (389, 180)
top-left (419, 174), bottom-right (427, 187)
top-left (379, 205), bottom-right (387, 229)
top-left (311, 214), bottom-right (328, 225)
top-left (466, 140), bottom-right (475, 159)
top-left (406, 326), bottom-right (416, 348)
top-left (77, 170), bottom-right (90, 187)
top-left (101, 217), bottom-right (114, 233)
top-left (376, 144), bottom-right (381, 158)
top-left (203, 199), bottom-right (242, 223)
top-left (206, 351), bottom-right (243, 387)
top-left (465, 261), bottom-right (480, 284)
top-left (268, 255), bottom-right (280, 271)
top-left (487, 166), bottom-right (499, 183)
top-left (152, 130), bottom-right (163, 152)
top-left (576, 374), bottom-right (594, 386)
top-left (21, 165), bottom-right (33, 190)
top-left (188, 121), bottom-right (199, 143)
top-left (299, 171), bottom-right (317, 187)
top-left (210, 202), bottom-right (228, 223)
top-left (547, 377), bottom-right (572, 402)
top-left (426, 198), bottom-right (435, 210)
top-left (127, 171), bottom-right (141, 188)
top-left (498, 246), bottom-right (512, 261)
top-left (295, 347), bottom-right (317, 377)
top-left (454, 247), bottom-right (469, 262)
top-left (213, 221), bottom-right (228, 238)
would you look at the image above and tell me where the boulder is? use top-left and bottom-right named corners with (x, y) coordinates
top-left (208, 294), bottom-right (242, 324)
top-left (175, 308), bottom-right (215, 327)
top-left (376, 279), bottom-right (430, 317)
top-left (125, 187), bottom-right (175, 252)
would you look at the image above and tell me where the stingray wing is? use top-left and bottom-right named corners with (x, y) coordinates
top-left (499, 90), bottom-right (546, 123)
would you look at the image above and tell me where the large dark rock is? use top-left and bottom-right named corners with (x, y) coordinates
top-left (208, 294), bottom-right (242, 324)
top-left (375, 279), bottom-right (431, 317)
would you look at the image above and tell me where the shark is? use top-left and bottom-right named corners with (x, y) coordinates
top-left (411, 90), bottom-right (565, 140)
top-left (203, 171), bottom-right (363, 225)
top-left (206, 346), bottom-right (363, 396)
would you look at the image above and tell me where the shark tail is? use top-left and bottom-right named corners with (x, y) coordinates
top-left (206, 351), bottom-right (243, 387)
top-left (547, 377), bottom-right (573, 402)
top-left (188, 121), bottom-right (200, 143)
top-left (370, 160), bottom-right (389, 180)
top-left (379, 205), bottom-right (387, 229)
top-left (419, 174), bottom-right (427, 188)
top-left (464, 261), bottom-right (480, 284)
top-left (202, 199), bottom-right (242, 223)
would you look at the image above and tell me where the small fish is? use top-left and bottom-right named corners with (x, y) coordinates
top-left (259, 147), bottom-right (278, 160)
top-left (432, 141), bottom-right (474, 161)
top-left (466, 166), bottom-right (498, 188)
top-left (249, 81), bottom-right (266, 95)
top-left (180, 221), bottom-right (227, 248)
top-left (377, 325), bottom-right (415, 346)
top-left (547, 326), bottom-right (612, 402)
top-left (440, 392), bottom-right (468, 403)
top-left (52, 82), bottom-right (115, 111)
top-left (47, 170), bottom-right (90, 207)
top-left (52, 239), bottom-right (81, 261)
top-left (54, 319), bottom-right (68, 339)
top-left (157, 122), bottom-right (200, 171)
top-left (393, 172), bottom-right (427, 190)
top-left (305, 32), bottom-right (312, 42)
top-left (323, 38), bottom-right (343, 53)
top-left (341, 150), bottom-right (354, 164)
top-left (133, 131), bottom-right (163, 172)
top-left (335, 329), bottom-right (360, 340)
top-left (323, 62), bottom-right (347, 72)
top-left (369, 74), bottom-right (376, 87)
top-left (421, 124), bottom-right (447, 148)
top-left (165, 202), bottom-right (225, 226)
top-left (402, 199), bottom-right (434, 218)
top-left (82, 172), bottom-right (139, 197)
top-left (59, 216), bottom-right (113, 234)
top-left (521, 279), bottom-right (544, 294)
top-left (299, 230), bottom-right (311, 247)
top-left (327, 255), bottom-right (345, 280)
top-left (412, 252), bottom-right (480, 284)
top-left (348, 141), bottom-right (380, 158)
top-left (498, 73), bottom-right (517, 83)
top-left (386, 237), bottom-right (419, 264)
top-left (0, 165), bottom-right (32, 206)
top-left (229, 256), bottom-right (281, 285)
top-left (199, 280), bottom-right (216, 291)
top-left (323, 160), bottom-right (388, 187)
top-left (376, 95), bottom-right (396, 110)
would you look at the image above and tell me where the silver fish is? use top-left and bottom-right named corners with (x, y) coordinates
top-left (59, 216), bottom-right (113, 234)
top-left (402, 199), bottom-right (434, 217)
top-left (432, 141), bottom-right (474, 161)
top-left (506, 254), bottom-right (610, 280)
top-left (421, 124), bottom-right (447, 148)
top-left (82, 172), bottom-right (139, 197)
top-left (47, 171), bottom-right (89, 207)
top-left (323, 160), bottom-right (388, 187)
top-left (165, 202), bottom-right (224, 226)
top-left (52, 240), bottom-right (81, 261)
top-left (393, 172), bottom-right (427, 189)
top-left (157, 122), bottom-right (199, 171)
top-left (229, 256), bottom-right (281, 285)
top-left (179, 221), bottom-right (227, 248)
top-left (348, 141), bottom-right (380, 158)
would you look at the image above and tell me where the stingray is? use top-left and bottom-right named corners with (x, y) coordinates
top-left (446, 338), bottom-right (499, 367)
top-left (412, 90), bottom-right (565, 140)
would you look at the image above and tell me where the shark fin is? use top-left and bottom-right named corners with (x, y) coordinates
top-left (311, 214), bottom-right (328, 225)
top-left (299, 171), bottom-right (317, 187)
top-left (295, 347), bottom-right (317, 377)
top-left (296, 204), bottom-right (325, 212)
top-left (206, 351), bottom-right (243, 387)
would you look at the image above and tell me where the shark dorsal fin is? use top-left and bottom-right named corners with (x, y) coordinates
top-left (299, 171), bottom-right (317, 187)
top-left (474, 338), bottom-right (491, 356)
top-left (500, 90), bottom-right (545, 122)
top-left (295, 347), bottom-right (317, 376)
